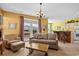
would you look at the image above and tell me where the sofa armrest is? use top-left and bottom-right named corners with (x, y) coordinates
top-left (3, 39), bottom-right (8, 47)
top-left (3, 39), bottom-right (8, 42)
top-left (0, 38), bottom-right (3, 41)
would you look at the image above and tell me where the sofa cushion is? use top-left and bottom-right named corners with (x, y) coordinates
top-left (7, 40), bottom-right (20, 43)
top-left (31, 39), bottom-right (57, 45)
top-left (33, 33), bottom-right (38, 39)
top-left (37, 34), bottom-right (44, 39)
top-left (4, 34), bottom-right (19, 41)
top-left (33, 33), bottom-right (48, 39)
top-left (42, 33), bottom-right (48, 39)
top-left (48, 33), bottom-right (56, 40)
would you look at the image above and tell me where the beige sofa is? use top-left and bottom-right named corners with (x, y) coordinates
top-left (30, 33), bottom-right (58, 50)
top-left (3, 34), bottom-right (25, 51)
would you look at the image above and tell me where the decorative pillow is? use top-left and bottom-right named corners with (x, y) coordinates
top-left (33, 33), bottom-right (38, 39)
top-left (41, 33), bottom-right (48, 40)
top-left (37, 34), bottom-right (43, 39)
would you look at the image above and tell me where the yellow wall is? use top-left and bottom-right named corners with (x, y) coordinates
top-left (0, 9), bottom-right (3, 15)
top-left (2, 10), bottom-right (48, 36)
top-left (3, 11), bottom-right (20, 35)
top-left (52, 21), bottom-right (65, 31)
top-left (0, 10), bottom-right (2, 15)
top-left (41, 18), bottom-right (48, 33)
top-left (65, 18), bottom-right (79, 31)
top-left (52, 18), bottom-right (79, 31)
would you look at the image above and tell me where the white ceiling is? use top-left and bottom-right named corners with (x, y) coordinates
top-left (0, 3), bottom-right (79, 22)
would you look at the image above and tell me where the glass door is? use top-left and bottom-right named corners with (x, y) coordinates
top-left (74, 26), bottom-right (79, 41)
top-left (48, 23), bottom-right (52, 33)
top-left (24, 22), bottom-right (30, 41)
top-left (33, 23), bottom-right (38, 34)
top-left (24, 19), bottom-right (38, 41)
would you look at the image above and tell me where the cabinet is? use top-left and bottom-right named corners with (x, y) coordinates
top-left (54, 31), bottom-right (71, 43)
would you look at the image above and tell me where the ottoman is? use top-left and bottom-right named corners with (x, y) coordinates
top-left (10, 41), bottom-right (25, 52)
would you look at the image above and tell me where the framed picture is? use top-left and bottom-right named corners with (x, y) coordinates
top-left (8, 23), bottom-right (16, 29)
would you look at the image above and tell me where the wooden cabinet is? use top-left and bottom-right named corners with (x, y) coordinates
top-left (65, 31), bottom-right (71, 43)
top-left (54, 31), bottom-right (71, 43)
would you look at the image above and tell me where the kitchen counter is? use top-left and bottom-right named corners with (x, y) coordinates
top-left (54, 31), bottom-right (71, 43)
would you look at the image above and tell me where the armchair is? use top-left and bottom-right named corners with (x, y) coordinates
top-left (3, 34), bottom-right (25, 52)
top-left (3, 34), bottom-right (20, 49)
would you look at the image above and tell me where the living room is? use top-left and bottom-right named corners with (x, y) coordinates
top-left (0, 3), bottom-right (79, 56)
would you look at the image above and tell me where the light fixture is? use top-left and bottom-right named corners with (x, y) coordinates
top-left (36, 3), bottom-right (47, 33)
top-left (36, 3), bottom-right (46, 19)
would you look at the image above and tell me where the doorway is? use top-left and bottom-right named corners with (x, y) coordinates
top-left (24, 18), bottom-right (38, 42)
top-left (48, 23), bottom-right (53, 33)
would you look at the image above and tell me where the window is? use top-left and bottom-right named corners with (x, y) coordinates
top-left (56, 26), bottom-right (61, 31)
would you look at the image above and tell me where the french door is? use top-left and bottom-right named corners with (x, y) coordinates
top-left (24, 19), bottom-right (38, 41)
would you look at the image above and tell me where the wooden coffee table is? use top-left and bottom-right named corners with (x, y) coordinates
top-left (26, 42), bottom-right (49, 56)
